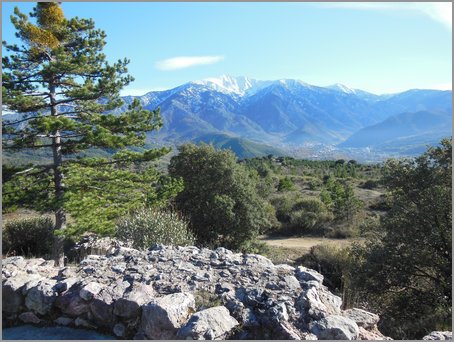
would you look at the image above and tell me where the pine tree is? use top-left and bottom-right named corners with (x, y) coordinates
top-left (2, 3), bottom-right (173, 265)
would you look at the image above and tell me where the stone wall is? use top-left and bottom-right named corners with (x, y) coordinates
top-left (3, 242), bottom-right (391, 340)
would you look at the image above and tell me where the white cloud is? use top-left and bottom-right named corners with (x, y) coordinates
top-left (321, 2), bottom-right (452, 29)
top-left (155, 56), bottom-right (224, 71)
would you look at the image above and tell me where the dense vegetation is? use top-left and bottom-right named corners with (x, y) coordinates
top-left (2, 3), bottom-right (450, 339)
top-left (2, 3), bottom-right (177, 265)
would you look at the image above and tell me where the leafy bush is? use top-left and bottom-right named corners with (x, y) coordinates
top-left (289, 198), bottom-right (333, 235)
top-left (240, 240), bottom-right (271, 255)
top-left (169, 144), bottom-right (273, 250)
top-left (194, 290), bottom-right (222, 311)
top-left (3, 217), bottom-right (54, 257)
top-left (324, 225), bottom-right (359, 238)
top-left (271, 194), bottom-right (300, 223)
top-left (299, 244), bottom-right (351, 293)
top-left (361, 179), bottom-right (379, 189)
top-left (116, 208), bottom-right (195, 250)
top-left (307, 177), bottom-right (322, 190)
top-left (277, 176), bottom-right (295, 191)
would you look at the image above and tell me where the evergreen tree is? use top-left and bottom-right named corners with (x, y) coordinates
top-left (168, 144), bottom-right (273, 250)
top-left (2, 3), bottom-right (173, 265)
top-left (351, 138), bottom-right (452, 338)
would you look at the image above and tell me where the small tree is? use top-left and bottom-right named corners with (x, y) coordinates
top-left (168, 144), bottom-right (273, 250)
top-left (320, 176), bottom-right (362, 221)
top-left (351, 138), bottom-right (452, 338)
top-left (2, 3), bottom-right (172, 265)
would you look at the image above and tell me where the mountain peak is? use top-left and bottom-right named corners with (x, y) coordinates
top-left (193, 75), bottom-right (257, 95)
top-left (327, 83), bottom-right (357, 94)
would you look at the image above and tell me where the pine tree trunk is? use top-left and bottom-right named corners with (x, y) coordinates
top-left (50, 82), bottom-right (66, 267)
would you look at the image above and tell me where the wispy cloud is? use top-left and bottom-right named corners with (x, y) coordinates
top-left (321, 2), bottom-right (452, 29)
top-left (155, 56), bottom-right (224, 71)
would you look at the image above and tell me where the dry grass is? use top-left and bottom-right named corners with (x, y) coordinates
top-left (258, 235), bottom-right (362, 265)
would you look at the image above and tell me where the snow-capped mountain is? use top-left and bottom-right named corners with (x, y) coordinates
top-left (3, 76), bottom-right (452, 159)
top-left (138, 77), bottom-right (451, 154)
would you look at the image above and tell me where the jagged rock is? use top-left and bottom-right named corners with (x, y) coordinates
top-left (2, 243), bottom-right (388, 340)
top-left (297, 286), bottom-right (342, 319)
top-left (55, 290), bottom-right (90, 316)
top-left (177, 306), bottom-right (239, 340)
top-left (114, 283), bottom-right (154, 318)
top-left (310, 314), bottom-right (359, 340)
top-left (54, 316), bottom-right (74, 326)
top-left (25, 279), bottom-right (58, 315)
top-left (3, 256), bottom-right (27, 269)
top-left (296, 266), bottom-right (324, 284)
top-left (343, 308), bottom-right (379, 329)
top-left (358, 326), bottom-right (391, 340)
top-left (90, 289), bottom-right (115, 327)
top-left (141, 292), bottom-right (196, 339)
top-left (79, 282), bottom-right (102, 301)
top-left (75, 317), bottom-right (97, 329)
top-left (19, 311), bottom-right (41, 324)
top-left (278, 321), bottom-right (304, 340)
top-left (423, 331), bottom-right (453, 340)
top-left (72, 234), bottom-right (124, 261)
top-left (113, 323), bottom-right (126, 337)
top-left (2, 275), bottom-right (29, 313)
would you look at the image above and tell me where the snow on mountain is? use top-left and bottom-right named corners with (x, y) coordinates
top-left (327, 83), bottom-right (358, 94)
top-left (193, 75), bottom-right (273, 96)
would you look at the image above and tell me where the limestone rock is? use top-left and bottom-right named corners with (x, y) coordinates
top-left (113, 323), bottom-right (126, 337)
top-left (25, 280), bottom-right (57, 315)
top-left (343, 308), bottom-right (380, 329)
top-left (423, 331), bottom-right (453, 340)
top-left (296, 266), bottom-right (324, 284)
top-left (310, 314), bottom-right (359, 340)
top-left (177, 306), bottom-right (239, 340)
top-left (2, 275), bottom-right (29, 313)
top-left (55, 290), bottom-right (90, 316)
top-left (141, 292), bottom-right (196, 339)
top-left (54, 316), bottom-right (74, 326)
top-left (90, 289), bottom-right (115, 327)
top-left (114, 283), bottom-right (154, 318)
top-left (297, 286), bottom-right (341, 319)
top-left (358, 326), bottom-right (392, 340)
top-left (19, 311), bottom-right (41, 324)
top-left (80, 282), bottom-right (102, 301)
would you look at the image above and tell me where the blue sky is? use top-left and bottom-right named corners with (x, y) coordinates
top-left (2, 2), bottom-right (452, 96)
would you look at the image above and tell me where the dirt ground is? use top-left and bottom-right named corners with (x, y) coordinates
top-left (259, 235), bottom-right (358, 249)
top-left (258, 235), bottom-right (363, 265)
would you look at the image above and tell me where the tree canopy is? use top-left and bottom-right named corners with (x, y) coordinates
top-left (2, 3), bottom-right (174, 264)
top-left (168, 144), bottom-right (274, 250)
top-left (351, 138), bottom-right (452, 339)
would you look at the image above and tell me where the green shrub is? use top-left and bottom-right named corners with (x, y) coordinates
top-left (271, 193), bottom-right (302, 223)
top-left (240, 240), bottom-right (271, 254)
top-left (307, 177), bottom-right (322, 190)
top-left (115, 208), bottom-right (195, 250)
top-left (3, 217), bottom-right (54, 257)
top-left (299, 244), bottom-right (351, 293)
top-left (288, 198), bottom-right (333, 235)
top-left (325, 225), bottom-right (359, 238)
top-left (361, 179), bottom-right (379, 189)
top-left (194, 290), bottom-right (222, 311)
top-left (277, 176), bottom-right (295, 191)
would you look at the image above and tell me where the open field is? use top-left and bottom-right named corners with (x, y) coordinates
top-left (258, 235), bottom-right (361, 265)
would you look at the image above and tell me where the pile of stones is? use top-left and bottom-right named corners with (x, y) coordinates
top-left (3, 240), bottom-right (391, 340)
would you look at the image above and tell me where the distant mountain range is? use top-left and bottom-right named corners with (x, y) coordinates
top-left (117, 75), bottom-right (451, 159)
top-left (3, 75), bottom-right (452, 161)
